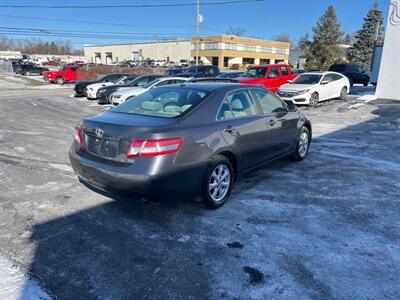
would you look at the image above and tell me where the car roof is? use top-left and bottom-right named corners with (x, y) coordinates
top-left (250, 64), bottom-right (290, 68)
top-left (156, 83), bottom-right (256, 92)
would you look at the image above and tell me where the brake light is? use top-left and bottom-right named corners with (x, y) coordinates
top-left (74, 127), bottom-right (83, 146)
top-left (127, 137), bottom-right (183, 157)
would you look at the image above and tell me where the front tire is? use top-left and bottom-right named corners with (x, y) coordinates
top-left (309, 92), bottom-right (319, 107)
top-left (201, 155), bottom-right (234, 209)
top-left (292, 126), bottom-right (311, 161)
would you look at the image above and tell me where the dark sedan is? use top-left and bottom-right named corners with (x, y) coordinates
top-left (16, 64), bottom-right (48, 76)
top-left (69, 84), bottom-right (312, 208)
top-left (73, 73), bottom-right (132, 97)
top-left (97, 74), bottom-right (165, 105)
top-left (217, 71), bottom-right (245, 79)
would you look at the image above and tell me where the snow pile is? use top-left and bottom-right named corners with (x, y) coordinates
top-left (358, 94), bottom-right (377, 101)
top-left (0, 256), bottom-right (51, 300)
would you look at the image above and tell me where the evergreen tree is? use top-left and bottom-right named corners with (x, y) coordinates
top-left (348, 3), bottom-right (384, 70)
top-left (304, 6), bottom-right (344, 70)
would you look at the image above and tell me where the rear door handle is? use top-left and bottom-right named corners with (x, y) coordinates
top-left (267, 120), bottom-right (276, 126)
top-left (224, 125), bottom-right (236, 133)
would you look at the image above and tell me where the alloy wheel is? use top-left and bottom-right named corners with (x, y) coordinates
top-left (208, 164), bottom-right (231, 202)
top-left (298, 131), bottom-right (309, 158)
top-left (310, 93), bottom-right (319, 107)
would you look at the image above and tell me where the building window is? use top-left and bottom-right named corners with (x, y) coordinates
top-left (259, 47), bottom-right (272, 53)
top-left (225, 43), bottom-right (237, 50)
top-left (275, 48), bottom-right (286, 54)
top-left (192, 43), bottom-right (201, 50)
top-left (243, 57), bottom-right (255, 64)
top-left (242, 44), bottom-right (256, 52)
top-left (205, 42), bottom-right (218, 50)
top-left (260, 58), bottom-right (270, 64)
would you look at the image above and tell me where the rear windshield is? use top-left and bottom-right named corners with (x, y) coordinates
top-left (111, 88), bottom-right (209, 118)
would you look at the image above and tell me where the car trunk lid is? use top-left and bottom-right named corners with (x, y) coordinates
top-left (81, 112), bottom-right (178, 162)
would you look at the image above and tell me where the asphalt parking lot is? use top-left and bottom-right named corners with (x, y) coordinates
top-left (0, 80), bottom-right (399, 299)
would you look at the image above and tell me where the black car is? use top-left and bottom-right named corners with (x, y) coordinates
top-left (176, 65), bottom-right (220, 78)
top-left (328, 64), bottom-right (369, 86)
top-left (217, 71), bottom-right (245, 79)
top-left (16, 64), bottom-right (48, 76)
top-left (97, 75), bottom-right (165, 105)
top-left (74, 73), bottom-right (132, 97)
top-left (70, 83), bottom-right (312, 208)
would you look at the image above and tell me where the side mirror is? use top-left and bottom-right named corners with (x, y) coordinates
top-left (321, 80), bottom-right (329, 85)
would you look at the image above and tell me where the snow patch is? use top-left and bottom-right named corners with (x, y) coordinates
top-left (0, 256), bottom-right (51, 300)
top-left (358, 94), bottom-right (377, 101)
top-left (49, 163), bottom-right (74, 173)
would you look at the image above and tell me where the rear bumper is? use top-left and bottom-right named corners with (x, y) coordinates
top-left (69, 145), bottom-right (207, 199)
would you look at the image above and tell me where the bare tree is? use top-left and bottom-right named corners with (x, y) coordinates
top-left (0, 36), bottom-right (82, 55)
top-left (226, 26), bottom-right (246, 36)
top-left (272, 33), bottom-right (292, 44)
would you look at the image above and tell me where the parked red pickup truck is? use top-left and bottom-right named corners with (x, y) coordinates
top-left (43, 64), bottom-right (83, 84)
top-left (239, 64), bottom-right (297, 93)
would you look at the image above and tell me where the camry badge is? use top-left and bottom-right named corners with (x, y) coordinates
top-left (95, 128), bottom-right (104, 138)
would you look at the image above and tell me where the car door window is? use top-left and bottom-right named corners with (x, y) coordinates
top-left (268, 67), bottom-right (279, 78)
top-left (280, 66), bottom-right (289, 76)
top-left (217, 90), bottom-right (257, 120)
top-left (322, 74), bottom-right (334, 83)
top-left (331, 73), bottom-right (343, 81)
top-left (252, 89), bottom-right (285, 114)
top-left (155, 80), bottom-right (172, 87)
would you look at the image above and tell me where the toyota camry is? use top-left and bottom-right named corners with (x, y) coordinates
top-left (69, 83), bottom-right (312, 208)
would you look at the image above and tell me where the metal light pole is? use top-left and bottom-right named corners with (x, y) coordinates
top-left (195, 0), bottom-right (200, 65)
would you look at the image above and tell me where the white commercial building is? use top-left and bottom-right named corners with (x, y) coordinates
top-left (84, 40), bottom-right (192, 64)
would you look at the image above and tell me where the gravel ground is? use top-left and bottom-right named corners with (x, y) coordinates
top-left (0, 81), bottom-right (399, 299)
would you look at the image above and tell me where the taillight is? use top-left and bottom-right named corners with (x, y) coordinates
top-left (74, 127), bottom-right (83, 146)
top-left (127, 137), bottom-right (183, 157)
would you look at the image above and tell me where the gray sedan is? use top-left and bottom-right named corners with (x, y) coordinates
top-left (69, 83), bottom-right (312, 208)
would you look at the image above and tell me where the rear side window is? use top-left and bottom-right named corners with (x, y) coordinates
top-left (268, 67), bottom-right (280, 78)
top-left (280, 66), bottom-right (289, 76)
top-left (111, 88), bottom-right (208, 118)
top-left (217, 90), bottom-right (257, 120)
top-left (331, 73), bottom-right (343, 81)
top-left (252, 89), bottom-right (285, 114)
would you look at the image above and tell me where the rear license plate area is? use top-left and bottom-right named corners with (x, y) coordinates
top-left (85, 134), bottom-right (118, 158)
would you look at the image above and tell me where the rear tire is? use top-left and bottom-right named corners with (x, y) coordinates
top-left (309, 92), bottom-right (319, 107)
top-left (201, 155), bottom-right (234, 209)
top-left (339, 87), bottom-right (347, 100)
top-left (56, 76), bottom-right (65, 85)
top-left (292, 126), bottom-right (311, 161)
top-left (363, 79), bottom-right (369, 87)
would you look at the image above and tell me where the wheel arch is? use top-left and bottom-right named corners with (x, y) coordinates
top-left (214, 150), bottom-right (238, 180)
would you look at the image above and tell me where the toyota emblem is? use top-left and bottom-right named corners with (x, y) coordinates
top-left (95, 128), bottom-right (104, 138)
